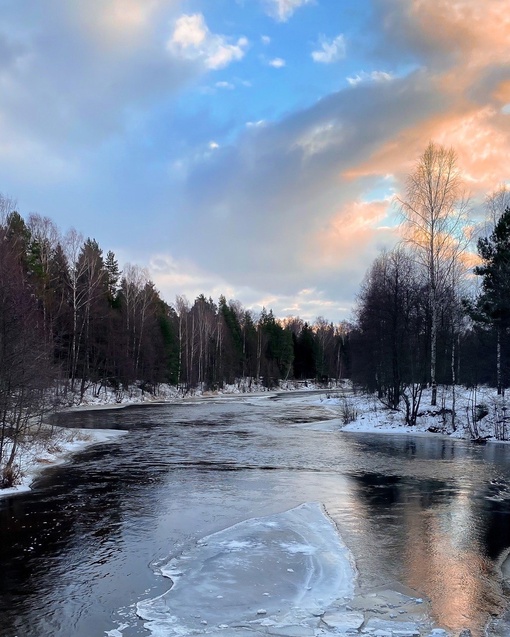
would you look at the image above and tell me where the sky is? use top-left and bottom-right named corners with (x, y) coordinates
top-left (0, 0), bottom-right (509, 322)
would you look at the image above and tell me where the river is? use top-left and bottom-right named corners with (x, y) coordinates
top-left (1, 392), bottom-right (510, 636)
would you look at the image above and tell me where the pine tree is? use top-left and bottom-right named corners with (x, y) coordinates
top-left (471, 207), bottom-right (510, 394)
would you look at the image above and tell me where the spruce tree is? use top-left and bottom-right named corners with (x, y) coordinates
top-left (472, 207), bottom-right (510, 393)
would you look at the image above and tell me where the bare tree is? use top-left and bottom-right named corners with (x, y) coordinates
top-left (0, 194), bottom-right (17, 224)
top-left (121, 264), bottom-right (152, 379)
top-left (397, 142), bottom-right (470, 406)
top-left (485, 185), bottom-right (510, 231)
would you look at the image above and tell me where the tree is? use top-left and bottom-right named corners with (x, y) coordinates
top-left (293, 323), bottom-right (316, 380)
top-left (353, 248), bottom-right (427, 417)
top-left (398, 142), bottom-right (470, 406)
top-left (0, 225), bottom-right (55, 484)
top-left (470, 207), bottom-right (510, 395)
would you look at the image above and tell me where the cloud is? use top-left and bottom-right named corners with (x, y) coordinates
top-left (167, 72), bottom-right (442, 307)
top-left (343, 0), bottom-right (510, 197)
top-left (246, 120), bottom-right (267, 128)
top-left (268, 58), bottom-right (286, 68)
top-left (262, 0), bottom-right (313, 22)
top-left (347, 70), bottom-right (394, 86)
top-left (4, 0), bottom-right (510, 323)
top-left (0, 0), bottom-right (190, 162)
top-left (216, 81), bottom-right (235, 89)
top-left (261, 35), bottom-right (271, 46)
top-left (311, 34), bottom-right (346, 64)
top-left (168, 13), bottom-right (248, 70)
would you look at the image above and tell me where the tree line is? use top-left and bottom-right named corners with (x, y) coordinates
top-left (350, 142), bottom-right (510, 428)
top-left (0, 194), bottom-right (352, 481)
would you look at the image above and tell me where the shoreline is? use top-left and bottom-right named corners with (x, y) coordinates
top-left (2, 383), bottom-right (509, 500)
top-left (0, 426), bottom-right (127, 499)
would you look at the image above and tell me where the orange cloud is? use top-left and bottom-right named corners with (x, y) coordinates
top-left (312, 199), bottom-right (397, 270)
top-left (344, 0), bottom-right (510, 200)
top-left (411, 0), bottom-right (510, 66)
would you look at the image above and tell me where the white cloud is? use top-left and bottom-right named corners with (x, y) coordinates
top-left (209, 141), bottom-right (219, 149)
top-left (261, 35), bottom-right (271, 45)
top-left (216, 80), bottom-right (235, 89)
top-left (168, 13), bottom-right (248, 70)
top-left (311, 34), bottom-right (346, 64)
top-left (269, 57), bottom-right (286, 68)
top-left (347, 70), bottom-right (394, 86)
top-left (246, 119), bottom-right (266, 128)
top-left (263, 0), bottom-right (313, 22)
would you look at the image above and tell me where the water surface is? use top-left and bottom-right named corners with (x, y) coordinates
top-left (1, 393), bottom-right (510, 636)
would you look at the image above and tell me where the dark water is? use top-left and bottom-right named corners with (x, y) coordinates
top-left (1, 393), bottom-right (510, 636)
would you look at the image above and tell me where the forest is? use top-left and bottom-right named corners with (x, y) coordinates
top-left (1, 142), bottom-right (510, 482)
top-left (0, 191), bottom-right (351, 482)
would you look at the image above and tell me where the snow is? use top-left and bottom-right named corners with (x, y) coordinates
top-left (306, 383), bottom-right (510, 442)
top-left (0, 427), bottom-right (126, 499)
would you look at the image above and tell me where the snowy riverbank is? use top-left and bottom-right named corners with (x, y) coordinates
top-left (311, 384), bottom-right (510, 442)
top-left (0, 426), bottom-right (126, 498)
top-left (2, 381), bottom-right (509, 500)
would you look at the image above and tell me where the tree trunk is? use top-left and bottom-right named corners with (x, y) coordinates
top-left (497, 326), bottom-right (502, 395)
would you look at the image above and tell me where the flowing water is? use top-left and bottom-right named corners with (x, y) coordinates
top-left (1, 392), bottom-right (510, 636)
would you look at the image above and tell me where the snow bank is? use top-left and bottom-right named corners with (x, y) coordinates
top-left (310, 385), bottom-right (510, 442)
top-left (0, 427), bottom-right (126, 499)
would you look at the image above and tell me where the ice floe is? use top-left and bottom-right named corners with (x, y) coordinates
top-left (137, 502), bottom-right (356, 635)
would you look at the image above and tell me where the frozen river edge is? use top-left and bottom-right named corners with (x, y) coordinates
top-left (135, 502), bottom-right (446, 637)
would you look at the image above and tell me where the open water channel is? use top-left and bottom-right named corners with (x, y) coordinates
top-left (1, 392), bottom-right (510, 637)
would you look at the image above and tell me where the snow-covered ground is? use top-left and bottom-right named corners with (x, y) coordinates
top-left (0, 427), bottom-right (126, 499)
top-left (312, 383), bottom-right (510, 442)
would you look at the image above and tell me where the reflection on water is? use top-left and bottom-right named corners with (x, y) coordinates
top-left (0, 395), bottom-right (510, 636)
top-left (346, 467), bottom-right (509, 633)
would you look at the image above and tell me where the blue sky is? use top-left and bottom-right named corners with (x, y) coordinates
top-left (1, 0), bottom-right (509, 321)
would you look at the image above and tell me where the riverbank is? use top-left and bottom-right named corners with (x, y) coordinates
top-left (0, 427), bottom-right (126, 498)
top-left (2, 381), bottom-right (508, 499)
top-left (310, 384), bottom-right (510, 442)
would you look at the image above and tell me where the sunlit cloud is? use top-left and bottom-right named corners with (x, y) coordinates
top-left (74, 0), bottom-right (175, 48)
top-left (314, 199), bottom-right (396, 270)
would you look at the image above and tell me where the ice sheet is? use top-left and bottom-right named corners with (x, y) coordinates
top-left (137, 502), bottom-right (356, 636)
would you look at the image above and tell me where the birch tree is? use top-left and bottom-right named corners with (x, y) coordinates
top-left (397, 142), bottom-right (470, 406)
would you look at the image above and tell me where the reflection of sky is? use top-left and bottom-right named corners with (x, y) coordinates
top-left (327, 431), bottom-right (508, 635)
top-left (403, 493), bottom-right (502, 635)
